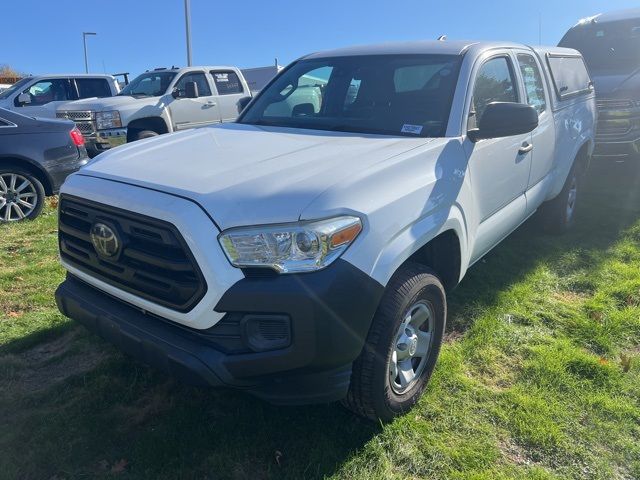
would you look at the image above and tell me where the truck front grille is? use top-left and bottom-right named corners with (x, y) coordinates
top-left (597, 120), bottom-right (631, 136)
top-left (58, 195), bottom-right (207, 312)
top-left (596, 98), bottom-right (634, 110)
top-left (57, 111), bottom-right (96, 135)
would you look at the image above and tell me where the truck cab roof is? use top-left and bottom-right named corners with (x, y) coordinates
top-left (21, 73), bottom-right (116, 80)
top-left (303, 40), bottom-right (537, 59)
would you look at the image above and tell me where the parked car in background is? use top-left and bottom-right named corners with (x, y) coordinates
top-left (0, 108), bottom-right (88, 222)
top-left (55, 40), bottom-right (595, 421)
top-left (57, 65), bottom-right (275, 157)
top-left (0, 84), bottom-right (12, 93)
top-left (560, 8), bottom-right (640, 159)
top-left (0, 74), bottom-right (120, 120)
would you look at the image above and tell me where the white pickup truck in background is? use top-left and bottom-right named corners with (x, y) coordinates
top-left (57, 66), bottom-right (275, 157)
top-left (0, 74), bottom-right (120, 119)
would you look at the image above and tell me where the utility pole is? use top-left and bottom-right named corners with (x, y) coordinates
top-left (83, 32), bottom-right (97, 73)
top-left (184, 0), bottom-right (193, 66)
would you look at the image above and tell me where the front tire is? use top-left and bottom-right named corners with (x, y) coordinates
top-left (0, 169), bottom-right (45, 223)
top-left (133, 130), bottom-right (160, 141)
top-left (343, 263), bottom-right (446, 422)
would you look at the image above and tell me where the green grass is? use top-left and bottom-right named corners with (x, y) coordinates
top-left (1, 162), bottom-right (639, 480)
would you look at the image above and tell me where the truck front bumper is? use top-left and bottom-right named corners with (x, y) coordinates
top-left (84, 128), bottom-right (127, 157)
top-left (56, 260), bottom-right (383, 405)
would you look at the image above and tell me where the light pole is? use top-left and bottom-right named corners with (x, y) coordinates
top-left (83, 32), bottom-right (97, 73)
top-left (184, 0), bottom-right (192, 66)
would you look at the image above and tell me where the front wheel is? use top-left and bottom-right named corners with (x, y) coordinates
top-left (343, 263), bottom-right (446, 422)
top-left (0, 169), bottom-right (45, 223)
top-left (132, 130), bottom-right (160, 141)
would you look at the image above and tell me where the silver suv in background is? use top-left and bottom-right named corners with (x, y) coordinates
top-left (0, 74), bottom-right (120, 119)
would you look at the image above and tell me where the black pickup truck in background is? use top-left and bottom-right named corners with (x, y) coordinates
top-left (560, 8), bottom-right (640, 160)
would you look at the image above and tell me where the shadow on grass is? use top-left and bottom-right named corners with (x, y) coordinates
top-left (1, 160), bottom-right (639, 480)
top-left (448, 160), bottom-right (640, 331)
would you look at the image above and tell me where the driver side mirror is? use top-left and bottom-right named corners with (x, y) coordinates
top-left (238, 96), bottom-right (252, 112)
top-left (468, 102), bottom-right (538, 142)
top-left (17, 93), bottom-right (31, 105)
top-left (184, 81), bottom-right (199, 99)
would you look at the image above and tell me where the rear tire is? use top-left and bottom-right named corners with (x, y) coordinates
top-left (343, 263), bottom-right (446, 422)
top-left (541, 163), bottom-right (581, 233)
top-left (0, 168), bottom-right (45, 223)
top-left (133, 130), bottom-right (160, 141)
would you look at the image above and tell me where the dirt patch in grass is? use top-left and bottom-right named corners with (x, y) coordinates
top-left (498, 438), bottom-right (537, 467)
top-left (1, 328), bottom-right (107, 397)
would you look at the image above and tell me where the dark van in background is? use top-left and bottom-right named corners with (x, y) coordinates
top-left (560, 8), bottom-right (640, 160)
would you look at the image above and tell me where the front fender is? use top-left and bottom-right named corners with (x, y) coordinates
top-left (368, 204), bottom-right (469, 287)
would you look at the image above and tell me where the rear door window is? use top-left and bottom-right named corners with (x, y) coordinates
top-left (517, 54), bottom-right (547, 114)
top-left (211, 71), bottom-right (244, 95)
top-left (546, 55), bottom-right (592, 99)
top-left (76, 78), bottom-right (112, 98)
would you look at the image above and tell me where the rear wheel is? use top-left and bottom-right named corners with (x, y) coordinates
top-left (541, 163), bottom-right (581, 233)
top-left (343, 263), bottom-right (446, 422)
top-left (0, 169), bottom-right (45, 223)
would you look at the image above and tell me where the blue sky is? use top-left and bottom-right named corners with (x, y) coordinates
top-left (3, 0), bottom-right (639, 78)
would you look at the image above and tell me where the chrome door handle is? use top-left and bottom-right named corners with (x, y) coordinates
top-left (518, 142), bottom-right (533, 154)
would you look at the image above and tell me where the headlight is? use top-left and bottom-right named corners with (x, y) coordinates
top-left (219, 216), bottom-right (362, 273)
top-left (95, 110), bottom-right (122, 130)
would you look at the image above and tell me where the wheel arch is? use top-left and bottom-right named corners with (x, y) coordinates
top-left (547, 139), bottom-right (592, 201)
top-left (126, 116), bottom-right (170, 141)
top-left (0, 155), bottom-right (54, 195)
top-left (369, 206), bottom-right (469, 292)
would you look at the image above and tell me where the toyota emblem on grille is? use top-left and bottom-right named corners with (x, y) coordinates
top-left (90, 222), bottom-right (120, 258)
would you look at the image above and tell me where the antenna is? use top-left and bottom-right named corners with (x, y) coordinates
top-left (437, 35), bottom-right (447, 41)
top-left (539, 13), bottom-right (542, 45)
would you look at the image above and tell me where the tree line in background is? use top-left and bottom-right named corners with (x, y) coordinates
top-left (0, 64), bottom-right (27, 83)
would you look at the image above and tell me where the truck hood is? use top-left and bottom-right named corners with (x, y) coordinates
top-left (58, 95), bottom-right (160, 112)
top-left (79, 123), bottom-right (434, 230)
top-left (592, 68), bottom-right (640, 98)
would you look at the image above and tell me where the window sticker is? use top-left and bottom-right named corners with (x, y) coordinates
top-left (401, 124), bottom-right (423, 135)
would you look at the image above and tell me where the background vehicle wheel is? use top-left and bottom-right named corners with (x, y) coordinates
top-left (541, 163), bottom-right (581, 233)
top-left (134, 130), bottom-right (160, 141)
top-left (343, 263), bottom-right (446, 422)
top-left (0, 169), bottom-right (45, 223)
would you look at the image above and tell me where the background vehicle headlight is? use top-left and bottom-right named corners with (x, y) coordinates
top-left (219, 216), bottom-right (362, 273)
top-left (95, 111), bottom-right (122, 130)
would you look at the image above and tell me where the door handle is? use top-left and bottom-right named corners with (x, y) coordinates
top-left (518, 142), bottom-right (533, 154)
top-left (207, 101), bottom-right (217, 106)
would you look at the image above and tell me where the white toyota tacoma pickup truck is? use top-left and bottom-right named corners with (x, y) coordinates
top-left (56, 66), bottom-right (254, 157)
top-left (55, 40), bottom-right (596, 421)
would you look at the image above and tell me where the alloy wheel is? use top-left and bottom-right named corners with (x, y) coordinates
top-left (566, 175), bottom-right (578, 221)
top-left (0, 173), bottom-right (38, 222)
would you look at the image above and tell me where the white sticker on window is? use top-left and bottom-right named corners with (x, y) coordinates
top-left (401, 124), bottom-right (423, 135)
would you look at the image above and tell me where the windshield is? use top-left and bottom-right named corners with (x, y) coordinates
top-left (239, 54), bottom-right (462, 137)
top-left (0, 77), bottom-right (32, 100)
top-left (118, 71), bottom-right (176, 97)
top-left (560, 19), bottom-right (640, 73)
